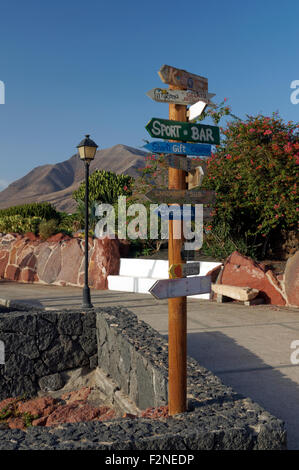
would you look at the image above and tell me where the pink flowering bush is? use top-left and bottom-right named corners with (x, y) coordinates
top-left (201, 113), bottom-right (299, 259)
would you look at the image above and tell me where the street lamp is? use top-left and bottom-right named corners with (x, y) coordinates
top-left (77, 134), bottom-right (98, 308)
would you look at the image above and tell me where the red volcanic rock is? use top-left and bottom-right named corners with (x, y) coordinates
top-left (45, 403), bottom-right (102, 426)
top-left (99, 408), bottom-right (116, 421)
top-left (24, 232), bottom-right (39, 242)
top-left (32, 416), bottom-right (48, 427)
top-left (61, 387), bottom-right (91, 404)
top-left (7, 417), bottom-right (26, 430)
top-left (284, 251), bottom-right (299, 307)
top-left (221, 251), bottom-right (286, 306)
top-left (0, 251), bottom-right (9, 278)
top-left (0, 234), bottom-right (120, 290)
top-left (5, 264), bottom-right (20, 281)
top-left (123, 412), bottom-right (137, 419)
top-left (47, 233), bottom-right (71, 243)
top-left (0, 397), bottom-right (17, 410)
top-left (140, 406), bottom-right (169, 419)
top-left (88, 237), bottom-right (120, 289)
top-left (18, 396), bottom-right (57, 418)
top-left (40, 246), bottom-right (61, 284)
top-left (56, 238), bottom-right (83, 286)
top-left (20, 267), bottom-right (37, 283)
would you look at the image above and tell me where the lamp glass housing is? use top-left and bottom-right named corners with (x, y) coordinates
top-left (77, 134), bottom-right (98, 161)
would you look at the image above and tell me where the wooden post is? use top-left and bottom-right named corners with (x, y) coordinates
top-left (168, 84), bottom-right (187, 415)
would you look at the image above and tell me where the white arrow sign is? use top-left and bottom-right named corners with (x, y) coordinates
top-left (149, 275), bottom-right (211, 300)
top-left (187, 99), bottom-right (216, 121)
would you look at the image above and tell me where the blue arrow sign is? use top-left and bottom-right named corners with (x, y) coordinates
top-left (153, 205), bottom-right (212, 221)
top-left (153, 205), bottom-right (196, 221)
top-left (143, 141), bottom-right (211, 157)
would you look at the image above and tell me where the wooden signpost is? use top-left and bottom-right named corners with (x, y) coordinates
top-left (143, 141), bottom-right (212, 157)
top-left (158, 64), bottom-right (208, 92)
top-left (145, 64), bottom-right (217, 417)
top-left (146, 87), bottom-right (215, 106)
top-left (169, 262), bottom-right (200, 279)
top-left (149, 275), bottom-right (211, 300)
top-left (145, 117), bottom-right (220, 145)
top-left (146, 188), bottom-right (215, 205)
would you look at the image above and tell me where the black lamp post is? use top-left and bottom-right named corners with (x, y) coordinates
top-left (77, 134), bottom-right (98, 308)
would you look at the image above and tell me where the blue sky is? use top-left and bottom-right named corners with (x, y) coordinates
top-left (0, 0), bottom-right (298, 189)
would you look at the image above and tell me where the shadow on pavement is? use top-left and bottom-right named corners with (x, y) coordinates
top-left (187, 331), bottom-right (299, 450)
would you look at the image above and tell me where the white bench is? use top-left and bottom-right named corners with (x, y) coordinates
top-left (108, 258), bottom-right (222, 299)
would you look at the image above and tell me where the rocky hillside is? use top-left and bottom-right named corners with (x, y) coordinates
top-left (0, 145), bottom-right (147, 212)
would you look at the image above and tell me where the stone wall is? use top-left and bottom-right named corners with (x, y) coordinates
top-left (0, 233), bottom-right (120, 289)
top-left (0, 309), bottom-right (97, 400)
top-left (0, 306), bottom-right (287, 450)
top-left (97, 307), bottom-right (168, 409)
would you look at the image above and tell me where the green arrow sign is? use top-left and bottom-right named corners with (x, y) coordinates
top-left (145, 118), bottom-right (220, 145)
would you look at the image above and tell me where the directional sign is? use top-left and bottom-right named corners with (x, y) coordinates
top-left (146, 88), bottom-right (215, 106)
top-left (169, 262), bottom-right (200, 279)
top-left (153, 205), bottom-right (212, 221)
top-left (146, 188), bottom-right (215, 205)
top-left (186, 167), bottom-right (203, 189)
top-left (149, 275), bottom-right (211, 300)
top-left (143, 141), bottom-right (212, 157)
top-left (145, 118), bottom-right (220, 145)
top-left (158, 65), bottom-right (208, 93)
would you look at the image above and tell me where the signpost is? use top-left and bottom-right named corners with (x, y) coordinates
top-left (145, 117), bottom-right (220, 145)
top-left (143, 141), bottom-right (212, 157)
top-left (146, 87), bottom-right (215, 106)
top-left (169, 262), bottom-right (200, 279)
top-left (146, 188), bottom-right (215, 205)
top-left (149, 275), bottom-right (211, 300)
top-left (158, 64), bottom-right (208, 92)
top-left (145, 65), bottom-right (217, 417)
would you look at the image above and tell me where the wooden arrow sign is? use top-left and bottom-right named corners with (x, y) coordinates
top-left (145, 118), bottom-right (220, 145)
top-left (158, 65), bottom-right (208, 93)
top-left (143, 141), bottom-right (211, 157)
top-left (149, 275), bottom-right (211, 299)
top-left (146, 88), bottom-right (215, 106)
top-left (146, 188), bottom-right (215, 205)
top-left (169, 262), bottom-right (200, 279)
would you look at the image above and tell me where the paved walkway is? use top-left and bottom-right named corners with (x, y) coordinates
top-left (1, 280), bottom-right (299, 449)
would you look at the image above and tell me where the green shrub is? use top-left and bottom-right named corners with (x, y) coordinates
top-left (201, 113), bottom-right (299, 259)
top-left (0, 202), bottom-right (60, 220)
top-left (57, 212), bottom-right (79, 234)
top-left (0, 215), bottom-right (42, 234)
top-left (38, 219), bottom-right (58, 240)
top-left (73, 169), bottom-right (133, 206)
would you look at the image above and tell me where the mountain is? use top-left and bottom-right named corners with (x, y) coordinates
top-left (0, 144), bottom-right (148, 213)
